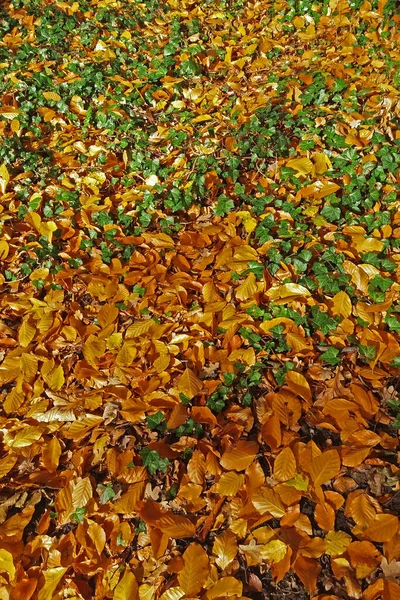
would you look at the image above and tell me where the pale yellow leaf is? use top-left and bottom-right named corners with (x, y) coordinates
top-left (213, 529), bottom-right (238, 570)
top-left (261, 540), bottom-right (287, 563)
top-left (72, 476), bottom-right (92, 509)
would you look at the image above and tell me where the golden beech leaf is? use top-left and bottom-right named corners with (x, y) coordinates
top-left (87, 520), bottom-right (106, 555)
top-left (286, 157), bottom-right (313, 176)
top-left (213, 529), bottom-right (238, 570)
top-left (47, 365), bottom-right (65, 391)
top-left (325, 531), bottom-right (352, 556)
top-left (220, 440), bottom-right (258, 471)
top-left (177, 367), bottom-right (203, 399)
top-left (309, 449), bottom-right (341, 486)
top-left (113, 569), bottom-right (139, 600)
top-left (205, 576), bottom-right (243, 599)
top-left (214, 471), bottom-right (244, 496)
top-left (252, 486), bottom-right (286, 518)
top-left (158, 588), bottom-right (185, 600)
top-left (42, 437), bottom-right (62, 473)
top-left (98, 303), bottom-right (119, 328)
top-left (0, 163), bottom-right (10, 194)
top-left (37, 567), bottom-right (67, 600)
top-left (18, 318), bottom-right (36, 347)
top-left (293, 556), bottom-right (320, 595)
top-left (349, 494), bottom-right (376, 529)
top-left (71, 476), bottom-right (92, 510)
top-left (265, 283), bottom-right (311, 304)
top-left (187, 450), bottom-right (206, 485)
top-left (235, 272), bottom-right (257, 301)
top-left (274, 447), bottom-right (296, 482)
top-left (362, 514), bottom-right (399, 542)
top-left (0, 549), bottom-right (15, 580)
top-left (126, 319), bottom-right (155, 338)
top-left (0, 454), bottom-right (17, 479)
top-left (285, 370), bottom-right (312, 402)
top-left (331, 291), bottom-right (352, 318)
top-left (178, 543), bottom-right (209, 596)
top-left (157, 514), bottom-right (196, 538)
top-left (261, 540), bottom-right (287, 563)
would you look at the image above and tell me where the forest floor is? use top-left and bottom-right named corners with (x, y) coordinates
top-left (0, 0), bottom-right (400, 599)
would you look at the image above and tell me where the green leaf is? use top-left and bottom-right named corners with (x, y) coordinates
top-left (321, 204), bottom-right (341, 222)
top-left (320, 347), bottom-right (341, 365)
top-left (359, 345), bottom-right (376, 361)
top-left (98, 484), bottom-right (116, 504)
top-left (139, 448), bottom-right (170, 475)
top-left (70, 507), bottom-right (86, 524)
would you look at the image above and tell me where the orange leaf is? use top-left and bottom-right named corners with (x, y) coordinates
top-left (273, 447), bottom-right (296, 482)
top-left (220, 440), bottom-right (258, 471)
top-left (252, 486), bottom-right (285, 518)
top-left (177, 368), bottom-right (203, 399)
top-left (362, 514), bottom-right (399, 543)
top-left (309, 449), bottom-right (341, 486)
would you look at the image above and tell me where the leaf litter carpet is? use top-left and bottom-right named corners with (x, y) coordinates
top-left (0, 0), bottom-right (400, 599)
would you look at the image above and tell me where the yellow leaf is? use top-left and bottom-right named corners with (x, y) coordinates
top-left (18, 318), bottom-right (36, 347)
top-left (8, 425), bottom-right (43, 448)
top-left (177, 367), bottom-right (203, 399)
top-left (178, 543), bottom-right (209, 596)
top-left (83, 334), bottom-right (106, 366)
top-left (0, 549), bottom-right (15, 580)
top-left (266, 283), bottom-right (310, 304)
top-left (325, 531), bottom-right (352, 556)
top-left (87, 520), bottom-right (106, 555)
top-left (47, 365), bottom-right (65, 391)
top-left (261, 540), bottom-right (287, 563)
top-left (213, 529), bottom-right (238, 570)
top-left (0, 163), bottom-right (10, 194)
top-left (237, 211), bottom-right (257, 233)
top-left (309, 449), bottom-right (341, 486)
top-left (286, 157), bottom-right (313, 176)
top-left (0, 454), bottom-right (17, 479)
top-left (11, 118), bottom-right (20, 133)
top-left (72, 476), bottom-right (92, 509)
top-left (235, 272), bottom-right (257, 301)
top-left (154, 353), bottom-right (170, 373)
top-left (43, 91), bottom-right (61, 102)
top-left (274, 447), bottom-right (296, 482)
top-left (214, 471), bottom-right (244, 496)
top-left (285, 370), bottom-right (312, 402)
top-left (205, 576), bottom-right (243, 599)
top-left (252, 486), bottom-right (285, 518)
top-left (192, 114), bottom-right (212, 123)
top-left (0, 239), bottom-right (9, 259)
top-left (114, 569), bottom-right (139, 600)
top-left (158, 588), bottom-right (185, 600)
top-left (126, 319), bottom-right (155, 338)
top-left (332, 291), bottom-right (352, 318)
top-left (352, 235), bottom-right (385, 254)
top-left (37, 567), bottom-right (67, 600)
top-left (313, 152), bottom-right (332, 174)
top-left (98, 303), bottom-right (119, 328)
